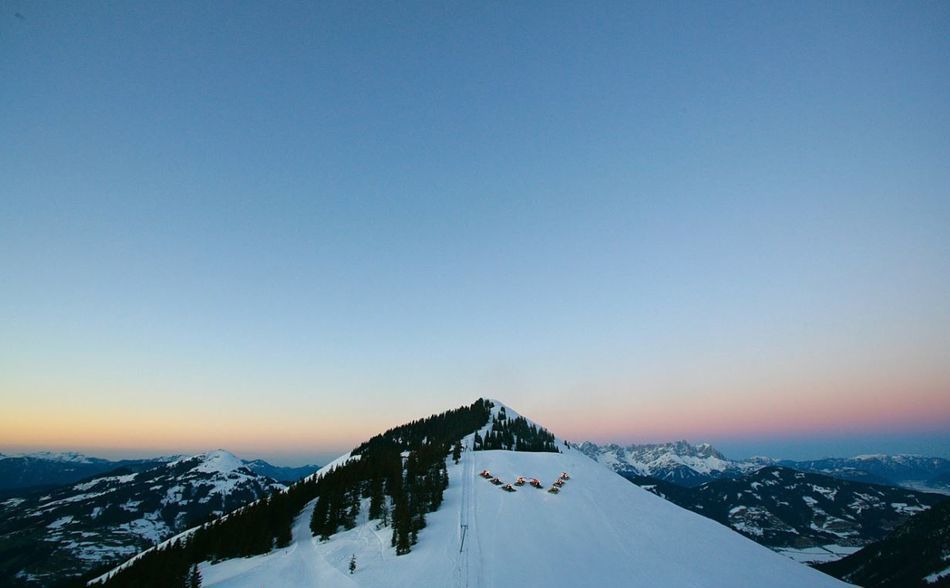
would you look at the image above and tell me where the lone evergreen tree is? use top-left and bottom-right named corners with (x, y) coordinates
top-left (349, 554), bottom-right (357, 574)
top-left (187, 563), bottom-right (202, 588)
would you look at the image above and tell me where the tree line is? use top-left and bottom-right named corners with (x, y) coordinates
top-left (311, 398), bottom-right (491, 554)
top-left (473, 408), bottom-right (559, 453)
top-left (93, 399), bottom-right (493, 587)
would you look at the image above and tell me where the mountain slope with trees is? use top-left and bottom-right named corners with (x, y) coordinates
top-left (816, 499), bottom-right (950, 587)
top-left (0, 451), bottom-right (281, 587)
top-left (580, 442), bottom-right (950, 493)
top-left (90, 399), bottom-right (495, 587)
top-left (89, 400), bottom-right (850, 588)
top-left (629, 466), bottom-right (945, 563)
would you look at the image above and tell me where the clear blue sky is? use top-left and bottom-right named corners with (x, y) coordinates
top-left (2, 1), bottom-right (948, 465)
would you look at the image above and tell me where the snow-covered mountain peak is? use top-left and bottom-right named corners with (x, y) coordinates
top-left (195, 450), bottom-right (246, 474)
top-left (169, 450), bottom-right (249, 475)
top-left (578, 440), bottom-right (761, 486)
top-left (691, 441), bottom-right (724, 458)
top-left (482, 398), bottom-right (548, 428)
top-left (852, 453), bottom-right (928, 464)
top-left (6, 450), bottom-right (283, 584)
top-left (471, 399), bottom-right (562, 453)
top-left (660, 439), bottom-right (726, 459)
top-left (191, 431), bottom-right (848, 587)
top-left (89, 400), bottom-right (851, 587)
top-left (854, 453), bottom-right (889, 461)
top-left (10, 451), bottom-right (103, 464)
top-left (483, 398), bottom-right (526, 420)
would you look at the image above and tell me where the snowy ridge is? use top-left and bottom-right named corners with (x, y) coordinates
top-left (175, 449), bottom-right (247, 475)
top-left (482, 399), bottom-right (531, 428)
top-left (6, 451), bottom-right (103, 464)
top-left (580, 442), bottom-right (950, 492)
top-left (0, 449), bottom-right (280, 586)
top-left (302, 452), bottom-right (357, 484)
top-left (578, 440), bottom-right (764, 485)
top-left (188, 400), bottom-right (851, 587)
top-left (0, 451), bottom-right (182, 464)
top-left (779, 455), bottom-right (950, 493)
top-left (89, 453), bottom-right (344, 585)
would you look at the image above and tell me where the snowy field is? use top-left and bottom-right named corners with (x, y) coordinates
top-left (777, 545), bottom-right (863, 564)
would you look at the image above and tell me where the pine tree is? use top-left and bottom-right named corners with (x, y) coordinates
top-left (380, 500), bottom-right (390, 527)
top-left (349, 554), bottom-right (357, 574)
top-left (368, 476), bottom-right (385, 520)
top-left (275, 518), bottom-right (292, 548)
top-left (392, 492), bottom-right (412, 555)
top-left (187, 563), bottom-right (202, 588)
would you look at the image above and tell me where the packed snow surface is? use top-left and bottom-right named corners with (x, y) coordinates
top-left (200, 433), bottom-right (851, 586)
top-left (777, 545), bottom-right (862, 564)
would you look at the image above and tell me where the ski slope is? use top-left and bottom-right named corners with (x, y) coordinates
top-left (200, 433), bottom-right (851, 586)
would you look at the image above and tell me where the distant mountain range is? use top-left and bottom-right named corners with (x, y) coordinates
top-left (778, 455), bottom-right (950, 492)
top-left (577, 440), bottom-right (764, 486)
top-left (0, 452), bottom-right (320, 495)
top-left (0, 454), bottom-right (178, 497)
top-left (579, 439), bottom-right (950, 580)
top-left (578, 441), bottom-right (950, 493)
top-left (239, 460), bottom-right (321, 485)
top-left (0, 450), bottom-right (287, 586)
top-left (631, 466), bottom-right (946, 564)
top-left (4, 438), bottom-right (946, 586)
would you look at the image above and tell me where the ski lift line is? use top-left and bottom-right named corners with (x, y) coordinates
top-left (457, 436), bottom-right (477, 588)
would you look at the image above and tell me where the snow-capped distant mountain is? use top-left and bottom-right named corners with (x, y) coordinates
top-left (0, 450), bottom-right (282, 586)
top-left (0, 453), bottom-right (176, 494)
top-left (93, 400), bottom-right (850, 588)
top-left (632, 466), bottom-right (946, 564)
top-left (577, 440), bottom-right (766, 486)
top-left (242, 460), bottom-right (320, 484)
top-left (0, 451), bottom-right (320, 494)
top-left (15, 452), bottom-right (101, 464)
top-left (579, 441), bottom-right (950, 494)
top-left (777, 455), bottom-right (950, 493)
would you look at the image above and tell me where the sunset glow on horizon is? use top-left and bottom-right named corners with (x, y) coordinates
top-left (3, 364), bottom-right (948, 464)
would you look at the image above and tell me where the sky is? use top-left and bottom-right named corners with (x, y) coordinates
top-left (1, 1), bottom-right (948, 466)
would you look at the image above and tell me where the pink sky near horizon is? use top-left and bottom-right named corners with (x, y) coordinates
top-left (3, 377), bottom-right (947, 463)
top-left (3, 291), bottom-right (948, 462)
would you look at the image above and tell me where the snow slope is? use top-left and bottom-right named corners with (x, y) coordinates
top-left (198, 403), bottom-right (851, 588)
top-left (180, 450), bottom-right (246, 474)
